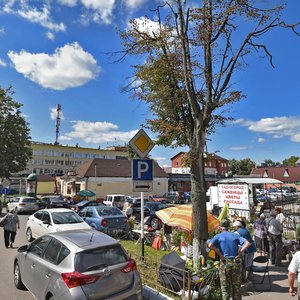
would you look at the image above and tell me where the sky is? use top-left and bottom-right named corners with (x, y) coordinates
top-left (0, 0), bottom-right (300, 168)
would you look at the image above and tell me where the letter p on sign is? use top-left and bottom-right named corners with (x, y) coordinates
top-left (132, 159), bottom-right (153, 181)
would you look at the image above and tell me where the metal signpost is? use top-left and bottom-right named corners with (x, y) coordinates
top-left (129, 129), bottom-right (154, 258)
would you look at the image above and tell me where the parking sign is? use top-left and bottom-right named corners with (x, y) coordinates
top-left (132, 159), bottom-right (153, 181)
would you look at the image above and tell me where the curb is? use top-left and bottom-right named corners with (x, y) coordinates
top-left (142, 285), bottom-right (175, 300)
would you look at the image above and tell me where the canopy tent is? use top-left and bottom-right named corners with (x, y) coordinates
top-left (217, 177), bottom-right (283, 185)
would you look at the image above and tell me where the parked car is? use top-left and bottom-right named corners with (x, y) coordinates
top-left (133, 201), bottom-right (168, 230)
top-left (7, 197), bottom-right (39, 214)
top-left (25, 208), bottom-right (91, 242)
top-left (40, 195), bottom-right (65, 209)
top-left (78, 206), bottom-right (129, 237)
top-left (71, 200), bottom-right (104, 213)
top-left (162, 191), bottom-right (186, 204)
top-left (14, 229), bottom-right (142, 300)
top-left (148, 194), bottom-right (167, 203)
top-left (104, 194), bottom-right (126, 209)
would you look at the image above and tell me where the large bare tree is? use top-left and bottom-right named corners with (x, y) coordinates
top-left (120, 0), bottom-right (299, 264)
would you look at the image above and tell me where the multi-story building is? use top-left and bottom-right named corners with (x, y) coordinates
top-left (26, 142), bottom-right (129, 175)
top-left (171, 152), bottom-right (229, 176)
top-left (168, 152), bottom-right (229, 192)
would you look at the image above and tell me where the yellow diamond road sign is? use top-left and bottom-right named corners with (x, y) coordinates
top-left (129, 129), bottom-right (154, 158)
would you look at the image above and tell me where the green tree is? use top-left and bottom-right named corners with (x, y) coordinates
top-left (0, 86), bottom-right (32, 179)
top-left (228, 159), bottom-right (240, 176)
top-left (282, 156), bottom-right (299, 166)
top-left (261, 159), bottom-right (277, 167)
top-left (120, 0), bottom-right (299, 264)
top-left (239, 158), bottom-right (256, 175)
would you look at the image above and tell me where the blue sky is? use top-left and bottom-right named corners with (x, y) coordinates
top-left (0, 0), bottom-right (300, 167)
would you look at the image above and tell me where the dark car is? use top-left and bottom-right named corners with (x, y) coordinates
top-left (132, 200), bottom-right (167, 230)
top-left (40, 195), bottom-right (65, 209)
top-left (148, 194), bottom-right (167, 203)
top-left (71, 200), bottom-right (105, 213)
top-left (163, 191), bottom-right (186, 204)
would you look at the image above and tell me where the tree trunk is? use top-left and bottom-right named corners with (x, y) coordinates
top-left (190, 147), bottom-right (208, 267)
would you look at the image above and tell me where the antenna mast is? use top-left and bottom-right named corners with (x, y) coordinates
top-left (54, 104), bottom-right (61, 145)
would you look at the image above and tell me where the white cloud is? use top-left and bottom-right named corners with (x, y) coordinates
top-left (0, 58), bottom-right (6, 67)
top-left (57, 0), bottom-right (78, 7)
top-left (129, 17), bottom-right (161, 38)
top-left (2, 2), bottom-right (66, 32)
top-left (80, 0), bottom-right (116, 24)
top-left (230, 146), bottom-right (249, 151)
top-left (50, 107), bottom-right (65, 121)
top-left (60, 120), bottom-right (138, 144)
top-left (237, 116), bottom-right (300, 143)
top-left (46, 31), bottom-right (55, 40)
top-left (257, 137), bottom-right (265, 143)
top-left (125, 0), bottom-right (148, 10)
top-left (8, 42), bottom-right (100, 90)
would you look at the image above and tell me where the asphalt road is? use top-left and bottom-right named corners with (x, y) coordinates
top-left (0, 212), bottom-right (34, 300)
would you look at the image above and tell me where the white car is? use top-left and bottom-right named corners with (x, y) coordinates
top-left (26, 208), bottom-right (91, 242)
top-left (7, 197), bottom-right (39, 214)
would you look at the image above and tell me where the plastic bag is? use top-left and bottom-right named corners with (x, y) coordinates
top-left (152, 236), bottom-right (162, 250)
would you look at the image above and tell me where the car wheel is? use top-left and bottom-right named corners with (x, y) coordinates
top-left (150, 218), bottom-right (159, 230)
top-left (14, 261), bottom-right (26, 290)
top-left (26, 227), bottom-right (33, 242)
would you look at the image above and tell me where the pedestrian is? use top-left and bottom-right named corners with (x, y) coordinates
top-left (124, 203), bottom-right (133, 219)
top-left (288, 250), bottom-right (300, 299)
top-left (267, 210), bottom-right (283, 266)
top-left (1, 209), bottom-right (20, 248)
top-left (253, 213), bottom-right (269, 255)
top-left (260, 198), bottom-right (274, 215)
top-left (233, 220), bottom-right (256, 280)
top-left (208, 219), bottom-right (250, 300)
top-left (162, 223), bottom-right (172, 249)
top-left (275, 207), bottom-right (285, 224)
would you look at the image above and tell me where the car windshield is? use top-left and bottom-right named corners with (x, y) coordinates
top-left (145, 203), bottom-right (166, 211)
top-left (51, 211), bottom-right (83, 224)
top-left (97, 207), bottom-right (122, 216)
top-left (23, 198), bottom-right (37, 203)
top-left (75, 245), bottom-right (128, 272)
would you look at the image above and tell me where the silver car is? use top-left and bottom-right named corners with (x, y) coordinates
top-left (7, 196), bottom-right (39, 214)
top-left (14, 229), bottom-right (142, 300)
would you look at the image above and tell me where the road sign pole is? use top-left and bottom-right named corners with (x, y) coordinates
top-left (141, 191), bottom-right (145, 259)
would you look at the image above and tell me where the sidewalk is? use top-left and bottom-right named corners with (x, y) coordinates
top-left (242, 258), bottom-right (291, 299)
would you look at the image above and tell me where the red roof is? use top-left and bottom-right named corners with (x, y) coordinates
top-left (251, 166), bottom-right (300, 183)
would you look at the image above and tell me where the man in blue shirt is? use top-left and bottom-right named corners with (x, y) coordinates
top-left (208, 219), bottom-right (250, 300)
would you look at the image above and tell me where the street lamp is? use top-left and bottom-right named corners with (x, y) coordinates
top-left (94, 163), bottom-right (97, 200)
top-left (215, 170), bottom-right (218, 185)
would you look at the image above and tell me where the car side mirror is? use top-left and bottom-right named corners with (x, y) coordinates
top-left (18, 245), bottom-right (28, 253)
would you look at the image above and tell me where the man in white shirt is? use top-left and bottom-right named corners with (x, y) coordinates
top-left (288, 251), bottom-right (300, 299)
top-left (267, 210), bottom-right (283, 266)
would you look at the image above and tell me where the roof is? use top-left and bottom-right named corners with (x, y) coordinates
top-left (217, 177), bottom-right (283, 185)
top-left (251, 166), bottom-right (300, 183)
top-left (170, 151), bottom-right (228, 162)
top-left (75, 158), bottom-right (168, 178)
top-left (37, 174), bottom-right (56, 182)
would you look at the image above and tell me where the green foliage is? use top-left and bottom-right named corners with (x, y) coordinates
top-left (261, 159), bottom-right (278, 167)
top-left (282, 156), bottom-right (300, 167)
top-left (0, 86), bottom-right (32, 179)
top-left (228, 158), bottom-right (256, 175)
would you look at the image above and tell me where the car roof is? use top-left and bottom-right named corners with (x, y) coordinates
top-left (47, 229), bottom-right (118, 250)
top-left (38, 208), bottom-right (74, 213)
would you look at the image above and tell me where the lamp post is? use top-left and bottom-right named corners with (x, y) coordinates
top-left (215, 169), bottom-right (218, 185)
top-left (94, 163), bottom-right (97, 200)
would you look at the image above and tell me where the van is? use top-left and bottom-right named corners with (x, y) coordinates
top-left (104, 194), bottom-right (126, 209)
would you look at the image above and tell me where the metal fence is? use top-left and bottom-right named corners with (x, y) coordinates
top-left (128, 251), bottom-right (220, 300)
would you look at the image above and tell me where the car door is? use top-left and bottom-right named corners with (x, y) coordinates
top-left (29, 211), bottom-right (45, 238)
top-left (21, 236), bottom-right (52, 298)
top-left (83, 208), bottom-right (95, 227)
